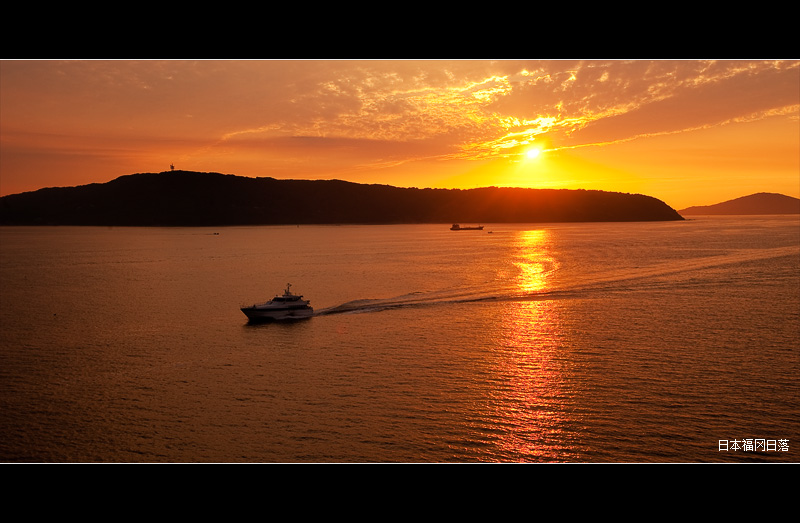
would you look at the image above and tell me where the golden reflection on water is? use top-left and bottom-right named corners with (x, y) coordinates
top-left (512, 229), bottom-right (554, 295)
top-left (487, 228), bottom-right (579, 461)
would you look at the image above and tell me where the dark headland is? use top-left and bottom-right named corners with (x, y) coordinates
top-left (0, 170), bottom-right (684, 226)
top-left (679, 192), bottom-right (800, 215)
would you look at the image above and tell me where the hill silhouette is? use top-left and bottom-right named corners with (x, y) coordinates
top-left (0, 171), bottom-right (684, 226)
top-left (679, 193), bottom-right (800, 215)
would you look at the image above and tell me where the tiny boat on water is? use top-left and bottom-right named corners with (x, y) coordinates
top-left (450, 224), bottom-right (484, 231)
top-left (241, 283), bottom-right (314, 322)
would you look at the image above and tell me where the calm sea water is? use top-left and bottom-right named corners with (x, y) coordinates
top-left (1, 217), bottom-right (798, 463)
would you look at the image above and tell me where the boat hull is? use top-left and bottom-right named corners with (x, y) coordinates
top-left (241, 306), bottom-right (314, 322)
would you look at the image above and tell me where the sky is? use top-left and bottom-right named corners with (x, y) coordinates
top-left (1, 59), bottom-right (798, 209)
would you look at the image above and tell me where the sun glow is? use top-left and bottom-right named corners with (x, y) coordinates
top-left (526, 147), bottom-right (543, 160)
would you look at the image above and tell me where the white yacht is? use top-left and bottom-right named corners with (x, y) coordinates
top-left (241, 284), bottom-right (314, 321)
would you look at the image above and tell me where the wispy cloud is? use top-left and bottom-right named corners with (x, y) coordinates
top-left (208, 60), bottom-right (798, 166)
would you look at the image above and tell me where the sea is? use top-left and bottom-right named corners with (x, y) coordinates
top-left (1, 216), bottom-right (798, 463)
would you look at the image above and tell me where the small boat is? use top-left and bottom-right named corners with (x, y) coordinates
top-left (241, 283), bottom-right (314, 322)
top-left (450, 224), bottom-right (484, 231)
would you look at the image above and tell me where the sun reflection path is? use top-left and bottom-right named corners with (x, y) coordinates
top-left (484, 228), bottom-right (583, 461)
top-left (513, 229), bottom-right (556, 295)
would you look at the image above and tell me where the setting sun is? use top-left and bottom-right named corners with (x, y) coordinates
top-left (526, 147), bottom-right (543, 160)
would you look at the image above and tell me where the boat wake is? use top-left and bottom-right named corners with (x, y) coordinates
top-left (313, 284), bottom-right (567, 317)
top-left (313, 244), bottom-right (799, 318)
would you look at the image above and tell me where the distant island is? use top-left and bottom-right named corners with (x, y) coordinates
top-left (0, 170), bottom-right (684, 226)
top-left (679, 193), bottom-right (800, 215)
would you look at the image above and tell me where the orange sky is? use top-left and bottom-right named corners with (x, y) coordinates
top-left (1, 59), bottom-right (798, 209)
